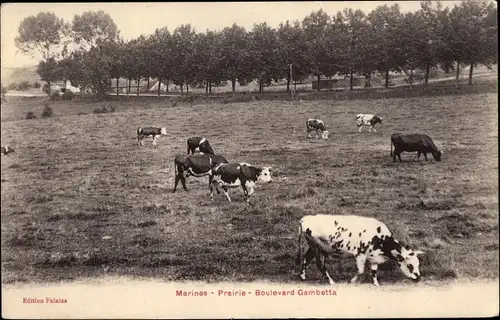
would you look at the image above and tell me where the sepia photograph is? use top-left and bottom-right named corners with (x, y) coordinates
top-left (1, 1), bottom-right (498, 318)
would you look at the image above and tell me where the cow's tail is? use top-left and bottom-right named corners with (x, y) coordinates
top-left (390, 139), bottom-right (393, 157)
top-left (296, 221), bottom-right (303, 266)
top-left (137, 127), bottom-right (141, 145)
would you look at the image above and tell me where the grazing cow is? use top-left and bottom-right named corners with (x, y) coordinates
top-left (391, 133), bottom-right (443, 162)
top-left (1, 145), bottom-right (14, 156)
top-left (210, 163), bottom-right (273, 204)
top-left (137, 127), bottom-right (168, 146)
top-left (356, 114), bottom-right (383, 132)
top-left (187, 136), bottom-right (215, 155)
top-left (297, 215), bottom-right (424, 286)
top-left (173, 154), bottom-right (228, 192)
top-left (306, 119), bottom-right (329, 139)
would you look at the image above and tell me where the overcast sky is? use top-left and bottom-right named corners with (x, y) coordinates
top-left (1, 1), bottom-right (466, 69)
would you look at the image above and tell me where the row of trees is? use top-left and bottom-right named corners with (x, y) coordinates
top-left (15, 0), bottom-right (497, 98)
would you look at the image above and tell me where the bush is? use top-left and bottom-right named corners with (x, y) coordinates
top-left (93, 105), bottom-right (116, 114)
top-left (17, 81), bottom-right (30, 91)
top-left (33, 82), bottom-right (41, 88)
top-left (26, 112), bottom-right (36, 119)
top-left (7, 83), bottom-right (17, 90)
top-left (41, 104), bottom-right (54, 118)
top-left (62, 91), bottom-right (75, 100)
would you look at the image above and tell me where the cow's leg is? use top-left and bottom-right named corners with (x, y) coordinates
top-left (393, 149), bottom-right (398, 162)
top-left (370, 263), bottom-right (380, 286)
top-left (398, 152), bottom-right (403, 162)
top-left (245, 185), bottom-right (255, 205)
top-left (417, 151), bottom-right (421, 161)
top-left (221, 186), bottom-right (231, 202)
top-left (372, 125), bottom-right (377, 133)
top-left (173, 172), bottom-right (180, 192)
top-left (316, 130), bottom-right (320, 139)
top-left (316, 251), bottom-right (335, 285)
top-left (300, 248), bottom-right (316, 280)
top-left (369, 126), bottom-right (372, 133)
top-left (152, 135), bottom-right (158, 147)
top-left (187, 145), bottom-right (190, 154)
top-left (350, 254), bottom-right (367, 284)
top-left (139, 136), bottom-right (144, 146)
top-left (209, 180), bottom-right (216, 201)
top-left (424, 153), bottom-right (428, 161)
top-left (358, 125), bottom-right (363, 133)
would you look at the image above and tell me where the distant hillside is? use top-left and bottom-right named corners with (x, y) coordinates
top-left (1, 65), bottom-right (39, 85)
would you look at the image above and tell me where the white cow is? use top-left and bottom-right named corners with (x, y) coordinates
top-left (297, 215), bottom-right (424, 286)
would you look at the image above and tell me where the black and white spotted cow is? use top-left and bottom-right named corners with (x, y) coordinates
top-left (210, 163), bottom-right (273, 204)
top-left (391, 133), bottom-right (443, 162)
top-left (356, 114), bottom-right (383, 133)
top-left (297, 215), bottom-right (424, 286)
top-left (306, 118), bottom-right (329, 139)
top-left (1, 145), bottom-right (14, 156)
top-left (173, 153), bottom-right (228, 192)
top-left (187, 136), bottom-right (215, 155)
top-left (137, 127), bottom-right (168, 146)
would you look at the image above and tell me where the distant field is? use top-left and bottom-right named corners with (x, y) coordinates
top-left (1, 90), bottom-right (498, 285)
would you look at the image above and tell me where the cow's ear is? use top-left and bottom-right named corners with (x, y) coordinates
top-left (414, 250), bottom-right (425, 256)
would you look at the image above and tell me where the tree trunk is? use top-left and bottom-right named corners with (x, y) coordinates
top-left (294, 80), bottom-right (297, 92)
top-left (317, 75), bottom-right (321, 92)
top-left (456, 61), bottom-right (460, 88)
top-left (232, 79), bottom-right (236, 97)
top-left (146, 78), bottom-right (150, 91)
top-left (116, 78), bottom-right (119, 96)
top-left (385, 70), bottom-right (389, 88)
top-left (328, 76), bottom-right (331, 93)
top-left (424, 64), bottom-right (430, 86)
top-left (166, 79), bottom-right (169, 93)
top-left (350, 70), bottom-right (354, 91)
top-left (128, 79), bottom-right (131, 93)
top-left (409, 69), bottom-right (413, 87)
top-left (366, 75), bottom-right (371, 89)
top-left (286, 75), bottom-right (290, 92)
top-left (468, 63), bottom-right (474, 85)
top-left (157, 77), bottom-right (162, 97)
top-left (136, 78), bottom-right (140, 96)
top-left (205, 82), bottom-right (209, 96)
top-left (209, 82), bottom-right (212, 95)
top-left (180, 83), bottom-right (184, 96)
top-left (186, 83), bottom-right (189, 95)
top-left (47, 80), bottom-right (52, 96)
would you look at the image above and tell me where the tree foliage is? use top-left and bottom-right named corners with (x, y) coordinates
top-left (16, 1), bottom-right (499, 100)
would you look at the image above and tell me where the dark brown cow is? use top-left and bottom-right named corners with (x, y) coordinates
top-left (391, 133), bottom-right (443, 162)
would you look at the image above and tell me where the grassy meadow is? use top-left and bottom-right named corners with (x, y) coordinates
top-left (1, 88), bottom-right (498, 285)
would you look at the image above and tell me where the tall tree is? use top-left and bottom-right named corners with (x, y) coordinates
top-left (219, 24), bottom-right (252, 96)
top-left (368, 4), bottom-right (405, 88)
top-left (36, 58), bottom-right (64, 94)
top-left (150, 27), bottom-right (174, 96)
top-left (302, 9), bottom-right (330, 91)
top-left (453, 0), bottom-right (498, 85)
top-left (195, 30), bottom-right (224, 95)
top-left (15, 12), bottom-right (69, 95)
top-left (249, 23), bottom-right (281, 95)
top-left (341, 8), bottom-right (369, 90)
top-left (171, 24), bottom-right (198, 95)
top-left (277, 20), bottom-right (309, 92)
top-left (71, 10), bottom-right (119, 50)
